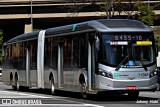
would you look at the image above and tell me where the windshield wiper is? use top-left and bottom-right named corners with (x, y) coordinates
top-left (140, 60), bottom-right (147, 71)
top-left (115, 55), bottom-right (128, 71)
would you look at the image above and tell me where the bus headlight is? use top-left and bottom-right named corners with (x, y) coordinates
top-left (150, 69), bottom-right (157, 78)
top-left (99, 69), bottom-right (113, 79)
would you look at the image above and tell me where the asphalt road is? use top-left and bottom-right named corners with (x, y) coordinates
top-left (0, 82), bottom-right (160, 107)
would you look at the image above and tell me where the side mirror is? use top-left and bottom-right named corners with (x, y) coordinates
top-left (95, 36), bottom-right (100, 51)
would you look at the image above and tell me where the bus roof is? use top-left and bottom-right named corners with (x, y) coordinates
top-left (4, 31), bottom-right (40, 45)
top-left (46, 19), bottom-right (152, 36)
top-left (4, 19), bottom-right (153, 45)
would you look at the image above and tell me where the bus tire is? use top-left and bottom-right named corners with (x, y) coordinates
top-left (51, 77), bottom-right (56, 95)
top-left (21, 86), bottom-right (29, 91)
top-left (81, 82), bottom-right (88, 99)
top-left (15, 76), bottom-right (20, 91)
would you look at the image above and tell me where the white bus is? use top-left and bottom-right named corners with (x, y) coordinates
top-left (2, 19), bottom-right (158, 99)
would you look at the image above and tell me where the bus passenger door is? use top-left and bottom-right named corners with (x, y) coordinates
top-left (61, 38), bottom-right (82, 89)
top-left (88, 36), bottom-right (96, 91)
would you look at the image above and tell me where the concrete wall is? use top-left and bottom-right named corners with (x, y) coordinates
top-left (0, 0), bottom-right (160, 43)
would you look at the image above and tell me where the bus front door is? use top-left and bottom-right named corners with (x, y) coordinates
top-left (88, 38), bottom-right (96, 92)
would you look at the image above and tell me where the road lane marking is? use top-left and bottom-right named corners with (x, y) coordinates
top-left (0, 90), bottom-right (104, 107)
top-left (84, 104), bottom-right (105, 107)
top-left (0, 90), bottom-right (51, 98)
top-left (52, 98), bottom-right (104, 107)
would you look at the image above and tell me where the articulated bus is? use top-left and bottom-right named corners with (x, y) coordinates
top-left (2, 19), bottom-right (158, 99)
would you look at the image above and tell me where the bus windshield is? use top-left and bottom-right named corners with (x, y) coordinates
top-left (99, 33), bottom-right (156, 67)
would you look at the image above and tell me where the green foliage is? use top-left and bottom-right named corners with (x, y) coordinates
top-left (153, 26), bottom-right (160, 50)
top-left (135, 1), bottom-right (155, 26)
top-left (0, 31), bottom-right (3, 46)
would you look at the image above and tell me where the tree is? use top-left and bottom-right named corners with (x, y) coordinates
top-left (116, 0), bottom-right (137, 18)
top-left (58, 0), bottom-right (115, 18)
top-left (135, 1), bottom-right (155, 26)
top-left (99, 0), bottom-right (115, 18)
top-left (153, 26), bottom-right (160, 50)
top-left (58, 0), bottom-right (94, 17)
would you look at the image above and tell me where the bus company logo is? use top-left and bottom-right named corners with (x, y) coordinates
top-left (113, 73), bottom-right (119, 78)
top-left (2, 99), bottom-right (11, 105)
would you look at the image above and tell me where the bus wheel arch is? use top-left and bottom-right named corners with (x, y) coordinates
top-left (79, 74), bottom-right (86, 85)
top-left (79, 73), bottom-right (88, 99)
top-left (10, 72), bottom-right (13, 85)
top-left (15, 72), bottom-right (18, 82)
top-left (49, 73), bottom-right (53, 82)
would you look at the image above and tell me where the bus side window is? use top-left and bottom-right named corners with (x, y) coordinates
top-left (30, 40), bottom-right (37, 70)
top-left (80, 35), bottom-right (88, 69)
top-left (63, 38), bottom-right (72, 68)
top-left (51, 38), bottom-right (58, 70)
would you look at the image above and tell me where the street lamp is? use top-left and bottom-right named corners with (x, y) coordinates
top-left (108, 0), bottom-right (115, 19)
top-left (148, 0), bottom-right (150, 9)
top-left (30, 0), bottom-right (33, 31)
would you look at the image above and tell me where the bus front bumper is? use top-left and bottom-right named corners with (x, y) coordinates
top-left (97, 75), bottom-right (158, 91)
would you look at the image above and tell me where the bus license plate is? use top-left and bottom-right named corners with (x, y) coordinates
top-left (126, 86), bottom-right (136, 90)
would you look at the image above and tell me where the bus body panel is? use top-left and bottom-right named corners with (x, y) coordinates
top-left (37, 30), bottom-right (46, 88)
top-left (29, 70), bottom-right (37, 87)
top-left (43, 69), bottom-right (58, 89)
top-left (50, 69), bottom-right (86, 92)
top-left (96, 64), bottom-right (158, 92)
top-left (96, 75), bottom-right (158, 91)
top-left (2, 69), bottom-right (16, 86)
top-left (2, 19), bottom-right (158, 96)
top-left (18, 70), bottom-right (27, 86)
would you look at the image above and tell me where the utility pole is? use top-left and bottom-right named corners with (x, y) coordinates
top-left (30, 0), bottom-right (33, 31)
top-left (108, 0), bottom-right (115, 19)
top-left (148, 0), bottom-right (150, 9)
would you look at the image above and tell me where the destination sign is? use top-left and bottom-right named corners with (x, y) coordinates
top-left (110, 41), bottom-right (128, 45)
top-left (114, 35), bottom-right (143, 41)
top-left (136, 41), bottom-right (152, 45)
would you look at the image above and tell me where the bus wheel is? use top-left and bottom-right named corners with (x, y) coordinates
top-left (81, 82), bottom-right (88, 99)
top-left (51, 77), bottom-right (56, 95)
top-left (128, 91), bottom-right (139, 99)
top-left (15, 77), bottom-right (20, 91)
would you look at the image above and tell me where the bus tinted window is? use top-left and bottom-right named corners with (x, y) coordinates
top-left (63, 37), bottom-right (81, 70)
top-left (99, 33), bottom-right (156, 67)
